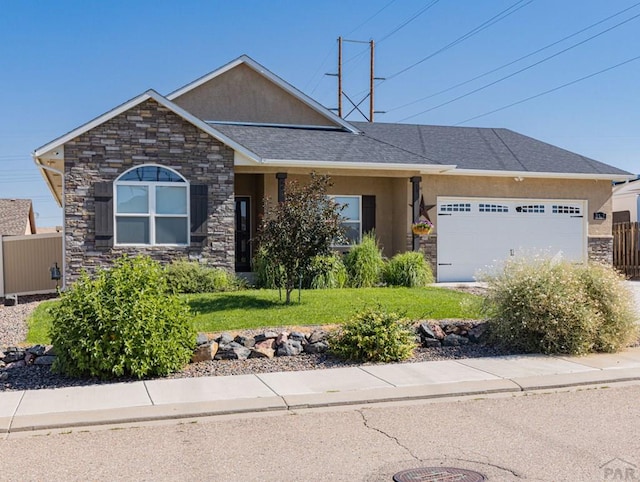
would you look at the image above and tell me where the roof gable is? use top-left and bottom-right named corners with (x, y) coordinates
top-left (168, 55), bottom-right (357, 132)
top-left (33, 90), bottom-right (260, 162)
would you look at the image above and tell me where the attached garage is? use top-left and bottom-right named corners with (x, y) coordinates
top-left (436, 197), bottom-right (587, 282)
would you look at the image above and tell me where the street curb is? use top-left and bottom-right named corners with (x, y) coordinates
top-left (4, 370), bottom-right (639, 434)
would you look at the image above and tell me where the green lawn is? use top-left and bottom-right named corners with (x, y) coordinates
top-left (26, 287), bottom-right (482, 344)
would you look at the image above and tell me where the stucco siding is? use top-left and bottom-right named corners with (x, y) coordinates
top-left (172, 64), bottom-right (335, 127)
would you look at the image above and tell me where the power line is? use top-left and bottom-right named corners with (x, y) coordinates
top-left (384, 0), bottom-right (533, 82)
top-left (378, 0), bottom-right (440, 44)
top-left (454, 54), bottom-right (640, 125)
top-left (398, 9), bottom-right (640, 122)
top-left (387, 1), bottom-right (640, 113)
top-left (343, 0), bottom-right (440, 66)
top-left (346, 0), bottom-right (398, 37)
top-left (306, 0), bottom-right (398, 93)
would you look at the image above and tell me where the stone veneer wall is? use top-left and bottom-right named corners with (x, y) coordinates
top-left (587, 236), bottom-right (614, 265)
top-left (63, 98), bottom-right (235, 284)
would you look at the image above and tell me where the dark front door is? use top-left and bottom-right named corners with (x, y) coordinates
top-left (235, 197), bottom-right (251, 271)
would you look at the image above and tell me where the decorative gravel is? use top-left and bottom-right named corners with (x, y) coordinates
top-left (1, 291), bottom-right (516, 392)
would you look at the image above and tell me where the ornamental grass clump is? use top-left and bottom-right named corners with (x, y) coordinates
top-left (330, 308), bottom-right (416, 362)
top-left (344, 232), bottom-right (384, 287)
top-left (383, 252), bottom-right (434, 287)
top-left (484, 258), bottom-right (638, 355)
top-left (50, 255), bottom-right (196, 379)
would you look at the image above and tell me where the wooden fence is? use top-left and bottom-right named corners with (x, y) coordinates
top-left (613, 222), bottom-right (640, 280)
top-left (0, 233), bottom-right (63, 298)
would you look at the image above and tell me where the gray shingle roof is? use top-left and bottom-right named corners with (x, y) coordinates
top-left (210, 121), bottom-right (630, 176)
top-left (0, 199), bottom-right (33, 236)
top-left (353, 122), bottom-right (631, 176)
top-left (211, 124), bottom-right (441, 165)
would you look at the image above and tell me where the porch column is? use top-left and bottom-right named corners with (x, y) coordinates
top-left (276, 173), bottom-right (287, 203)
top-left (410, 176), bottom-right (421, 251)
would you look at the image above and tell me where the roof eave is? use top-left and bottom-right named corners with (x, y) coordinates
top-left (441, 168), bottom-right (634, 182)
top-left (260, 158), bottom-right (456, 173)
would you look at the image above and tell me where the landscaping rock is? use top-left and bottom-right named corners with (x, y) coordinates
top-left (276, 340), bottom-right (303, 357)
top-left (24, 352), bottom-right (35, 365)
top-left (249, 346), bottom-right (275, 359)
top-left (27, 345), bottom-right (47, 356)
top-left (215, 342), bottom-right (251, 360)
top-left (0, 372), bottom-right (8, 381)
top-left (254, 339), bottom-right (275, 351)
top-left (440, 320), bottom-right (473, 336)
top-left (34, 355), bottom-right (56, 366)
top-left (422, 338), bottom-right (442, 348)
top-left (234, 335), bottom-right (255, 348)
top-left (468, 323), bottom-right (488, 343)
top-left (289, 332), bottom-right (307, 344)
top-left (304, 341), bottom-right (329, 354)
top-left (418, 323), bottom-right (437, 339)
top-left (196, 333), bottom-right (209, 346)
top-left (5, 360), bottom-right (26, 369)
top-left (217, 333), bottom-right (234, 346)
top-left (276, 332), bottom-right (289, 345)
top-left (442, 334), bottom-right (469, 347)
top-left (3, 348), bottom-right (25, 363)
top-left (255, 331), bottom-right (278, 343)
top-left (307, 330), bottom-right (327, 344)
top-left (191, 342), bottom-right (219, 363)
top-left (429, 324), bottom-right (446, 340)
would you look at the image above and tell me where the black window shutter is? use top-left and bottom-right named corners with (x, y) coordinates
top-left (190, 184), bottom-right (208, 246)
top-left (95, 182), bottom-right (114, 248)
top-left (362, 195), bottom-right (376, 234)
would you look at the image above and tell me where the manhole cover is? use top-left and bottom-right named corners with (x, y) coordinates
top-left (393, 466), bottom-right (486, 482)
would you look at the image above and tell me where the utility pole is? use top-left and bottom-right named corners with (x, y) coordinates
top-left (326, 38), bottom-right (384, 122)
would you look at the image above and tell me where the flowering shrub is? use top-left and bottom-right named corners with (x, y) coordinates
top-left (483, 258), bottom-right (638, 355)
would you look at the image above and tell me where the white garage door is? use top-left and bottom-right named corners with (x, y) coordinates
top-left (436, 197), bottom-right (587, 282)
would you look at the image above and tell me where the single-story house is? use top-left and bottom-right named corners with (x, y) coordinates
top-left (0, 199), bottom-right (36, 236)
top-left (33, 55), bottom-right (633, 284)
top-left (613, 178), bottom-right (640, 223)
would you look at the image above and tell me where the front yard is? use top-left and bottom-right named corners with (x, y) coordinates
top-left (27, 287), bottom-right (482, 344)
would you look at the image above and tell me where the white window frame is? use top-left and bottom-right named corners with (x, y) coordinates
top-left (114, 164), bottom-right (190, 246)
top-left (331, 195), bottom-right (362, 247)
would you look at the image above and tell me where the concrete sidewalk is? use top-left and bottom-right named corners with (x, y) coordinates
top-left (1, 347), bottom-right (640, 434)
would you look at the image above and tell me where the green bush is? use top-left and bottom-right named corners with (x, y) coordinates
top-left (330, 308), bottom-right (416, 362)
top-left (383, 252), bottom-right (434, 287)
top-left (344, 232), bottom-right (384, 287)
top-left (484, 258), bottom-right (638, 355)
top-left (50, 255), bottom-right (196, 379)
top-left (165, 260), bottom-right (239, 293)
top-left (306, 253), bottom-right (348, 289)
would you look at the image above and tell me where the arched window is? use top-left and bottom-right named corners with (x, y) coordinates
top-left (114, 165), bottom-right (189, 245)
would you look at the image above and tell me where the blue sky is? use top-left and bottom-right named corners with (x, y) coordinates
top-left (1, 0), bottom-right (639, 227)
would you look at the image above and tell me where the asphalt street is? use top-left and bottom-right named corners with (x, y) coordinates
top-left (1, 383), bottom-right (639, 481)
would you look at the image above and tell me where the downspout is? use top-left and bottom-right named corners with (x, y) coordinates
top-left (32, 155), bottom-right (66, 290)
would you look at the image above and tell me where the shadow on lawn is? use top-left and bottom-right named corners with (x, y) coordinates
top-left (188, 294), bottom-right (284, 314)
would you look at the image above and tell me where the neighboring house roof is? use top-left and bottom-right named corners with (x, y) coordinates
top-left (613, 177), bottom-right (640, 195)
top-left (212, 123), bottom-right (453, 171)
top-left (0, 199), bottom-right (36, 235)
top-left (353, 122), bottom-right (632, 177)
top-left (167, 55), bottom-right (358, 134)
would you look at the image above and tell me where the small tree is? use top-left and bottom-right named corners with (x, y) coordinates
top-left (257, 173), bottom-right (344, 304)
